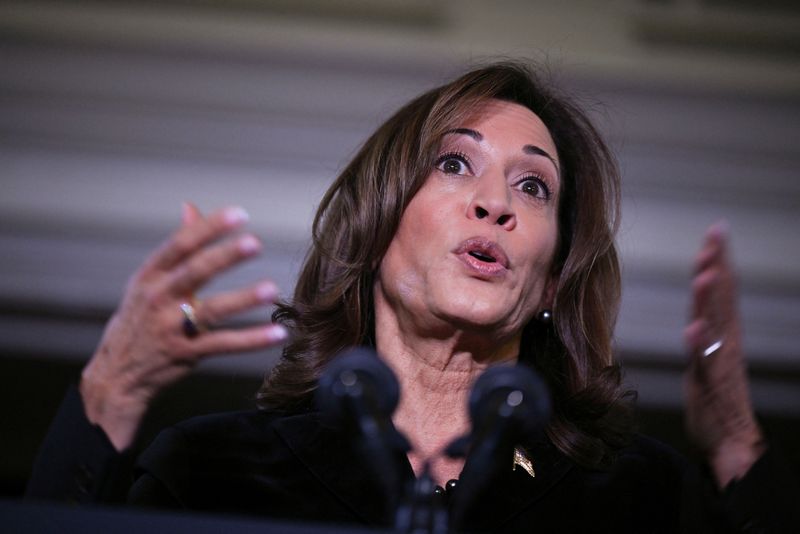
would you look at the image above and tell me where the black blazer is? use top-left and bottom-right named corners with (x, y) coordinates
top-left (26, 387), bottom-right (798, 533)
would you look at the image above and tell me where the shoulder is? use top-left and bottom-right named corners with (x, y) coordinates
top-left (618, 434), bottom-right (687, 469)
top-left (605, 434), bottom-right (688, 487)
top-left (571, 435), bottom-right (688, 531)
top-left (141, 408), bottom-right (316, 459)
top-left (135, 409), bottom-right (315, 480)
top-left (131, 409), bottom-right (325, 510)
top-left (561, 434), bottom-right (688, 512)
top-left (169, 409), bottom-right (284, 443)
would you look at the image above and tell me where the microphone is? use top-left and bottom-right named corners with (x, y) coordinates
top-left (316, 347), bottom-right (409, 514)
top-left (316, 347), bottom-right (401, 427)
top-left (468, 364), bottom-right (551, 444)
top-left (449, 364), bottom-right (551, 530)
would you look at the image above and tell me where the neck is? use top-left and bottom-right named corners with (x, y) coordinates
top-left (373, 288), bottom-right (520, 484)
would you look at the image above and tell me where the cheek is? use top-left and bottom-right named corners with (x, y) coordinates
top-left (380, 190), bottom-right (449, 280)
top-left (515, 221), bottom-right (559, 305)
top-left (398, 191), bottom-right (454, 248)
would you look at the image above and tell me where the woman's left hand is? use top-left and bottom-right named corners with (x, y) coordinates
top-left (684, 223), bottom-right (765, 489)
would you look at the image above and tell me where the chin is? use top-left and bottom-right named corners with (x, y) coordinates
top-left (432, 292), bottom-right (519, 332)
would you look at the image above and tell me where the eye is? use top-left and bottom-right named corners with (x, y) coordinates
top-left (517, 176), bottom-right (552, 201)
top-left (435, 152), bottom-right (472, 176)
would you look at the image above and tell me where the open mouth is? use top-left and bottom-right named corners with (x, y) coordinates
top-left (453, 237), bottom-right (509, 276)
top-left (468, 250), bottom-right (496, 263)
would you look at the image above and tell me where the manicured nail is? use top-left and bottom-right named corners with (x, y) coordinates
top-left (224, 206), bottom-right (250, 226)
top-left (255, 282), bottom-right (279, 302)
top-left (238, 235), bottom-right (261, 254)
top-left (267, 324), bottom-right (289, 342)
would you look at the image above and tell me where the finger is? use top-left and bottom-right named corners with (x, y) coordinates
top-left (166, 233), bottom-right (262, 297)
top-left (144, 206), bottom-right (251, 274)
top-left (694, 222), bottom-right (727, 273)
top-left (197, 281), bottom-right (280, 326)
top-left (192, 323), bottom-right (289, 355)
top-left (690, 266), bottom-right (720, 322)
top-left (684, 318), bottom-right (706, 355)
top-left (181, 202), bottom-right (204, 226)
top-left (684, 318), bottom-right (713, 372)
top-left (694, 264), bottom-right (737, 332)
top-left (694, 238), bottom-right (720, 275)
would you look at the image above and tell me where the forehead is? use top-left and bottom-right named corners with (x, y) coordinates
top-left (456, 99), bottom-right (559, 163)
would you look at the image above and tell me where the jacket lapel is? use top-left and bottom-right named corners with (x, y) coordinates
top-left (453, 439), bottom-right (575, 532)
top-left (272, 412), bottom-right (403, 526)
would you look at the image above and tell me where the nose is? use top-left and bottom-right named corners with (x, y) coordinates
top-left (467, 173), bottom-right (517, 230)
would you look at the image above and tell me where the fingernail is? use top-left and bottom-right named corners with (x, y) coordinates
top-left (238, 235), bottom-right (261, 254)
top-left (256, 282), bottom-right (279, 302)
top-left (267, 324), bottom-right (289, 342)
top-left (224, 206), bottom-right (250, 226)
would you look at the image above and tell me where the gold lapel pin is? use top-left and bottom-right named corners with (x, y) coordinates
top-left (513, 446), bottom-right (535, 478)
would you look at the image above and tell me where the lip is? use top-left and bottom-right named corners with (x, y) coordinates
top-left (452, 237), bottom-right (510, 277)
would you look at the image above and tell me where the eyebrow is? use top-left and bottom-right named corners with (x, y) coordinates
top-left (443, 127), bottom-right (560, 174)
top-left (523, 145), bottom-right (560, 174)
top-left (446, 128), bottom-right (483, 141)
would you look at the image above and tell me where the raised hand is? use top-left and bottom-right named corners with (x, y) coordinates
top-left (684, 222), bottom-right (765, 488)
top-left (79, 203), bottom-right (288, 451)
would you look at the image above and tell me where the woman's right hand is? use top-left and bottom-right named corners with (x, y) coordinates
top-left (79, 203), bottom-right (288, 451)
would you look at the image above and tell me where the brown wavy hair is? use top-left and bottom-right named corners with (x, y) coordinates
top-left (257, 61), bottom-right (633, 468)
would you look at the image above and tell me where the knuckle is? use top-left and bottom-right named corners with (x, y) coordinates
top-left (176, 262), bottom-right (197, 285)
top-left (167, 338), bottom-right (197, 363)
top-left (127, 268), bottom-right (149, 288)
top-left (141, 285), bottom-right (167, 309)
top-left (173, 263), bottom-right (202, 292)
top-left (170, 232), bottom-right (196, 257)
top-left (200, 305), bottom-right (219, 325)
top-left (200, 250), bottom-right (226, 274)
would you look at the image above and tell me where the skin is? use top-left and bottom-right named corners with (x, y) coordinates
top-left (373, 100), bottom-right (561, 485)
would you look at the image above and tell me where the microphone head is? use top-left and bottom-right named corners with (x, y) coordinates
top-left (316, 347), bottom-right (400, 423)
top-left (468, 365), bottom-right (551, 440)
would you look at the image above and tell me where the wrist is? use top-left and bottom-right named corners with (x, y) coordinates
top-left (79, 363), bottom-right (148, 451)
top-left (709, 427), bottom-right (766, 489)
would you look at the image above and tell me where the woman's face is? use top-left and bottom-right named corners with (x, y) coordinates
top-left (375, 99), bottom-right (561, 341)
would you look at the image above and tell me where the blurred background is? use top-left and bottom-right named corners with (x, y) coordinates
top-left (1, 0), bottom-right (798, 497)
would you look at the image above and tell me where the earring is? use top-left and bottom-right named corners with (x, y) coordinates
top-left (537, 309), bottom-right (552, 323)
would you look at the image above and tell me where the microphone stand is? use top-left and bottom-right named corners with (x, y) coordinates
top-left (446, 400), bottom-right (519, 533)
top-left (330, 370), bottom-right (411, 518)
top-left (317, 349), bottom-right (410, 523)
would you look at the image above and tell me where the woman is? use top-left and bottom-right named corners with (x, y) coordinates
top-left (28, 63), bottom-right (787, 532)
